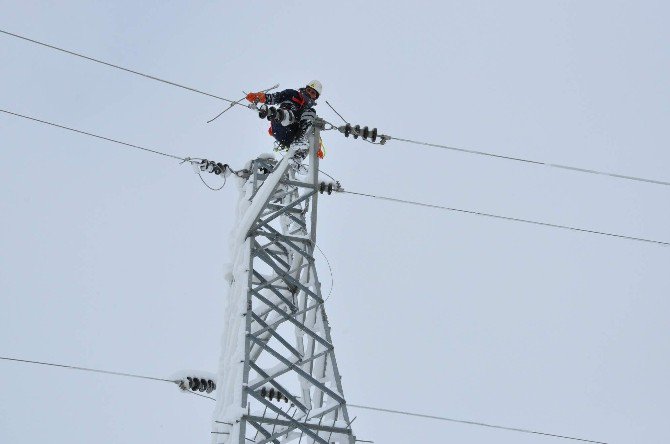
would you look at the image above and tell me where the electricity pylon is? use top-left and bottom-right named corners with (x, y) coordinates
top-left (212, 120), bottom-right (355, 444)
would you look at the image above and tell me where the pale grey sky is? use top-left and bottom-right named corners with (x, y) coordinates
top-left (1, 1), bottom-right (669, 443)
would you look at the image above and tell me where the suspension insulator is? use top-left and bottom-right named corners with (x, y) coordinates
top-left (181, 376), bottom-right (215, 393)
top-left (353, 125), bottom-right (360, 139)
top-left (371, 127), bottom-right (378, 142)
top-left (319, 182), bottom-right (339, 195)
top-left (362, 126), bottom-right (369, 139)
top-left (259, 386), bottom-right (290, 402)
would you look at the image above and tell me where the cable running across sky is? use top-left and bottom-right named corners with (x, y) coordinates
top-left (0, 109), bottom-right (186, 161)
top-left (1, 107), bottom-right (667, 248)
top-left (0, 354), bottom-right (607, 444)
top-left (342, 190), bottom-right (670, 247)
top-left (1, 27), bottom-right (668, 189)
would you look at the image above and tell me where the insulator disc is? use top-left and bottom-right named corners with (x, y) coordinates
top-left (362, 126), bottom-right (369, 139)
top-left (191, 378), bottom-right (200, 391)
top-left (344, 123), bottom-right (351, 137)
top-left (319, 182), bottom-right (326, 194)
top-left (206, 380), bottom-right (214, 393)
top-left (268, 388), bottom-right (275, 399)
top-left (371, 128), bottom-right (378, 142)
top-left (261, 387), bottom-right (267, 398)
top-left (353, 125), bottom-right (360, 139)
top-left (327, 183), bottom-right (333, 195)
top-left (188, 377), bottom-right (195, 390)
top-left (199, 379), bottom-right (207, 392)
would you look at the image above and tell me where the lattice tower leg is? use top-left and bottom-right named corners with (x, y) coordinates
top-left (212, 125), bottom-right (355, 444)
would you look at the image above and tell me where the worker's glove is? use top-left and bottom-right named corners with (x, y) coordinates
top-left (246, 92), bottom-right (266, 103)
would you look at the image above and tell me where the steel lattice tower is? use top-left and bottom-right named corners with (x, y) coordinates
top-left (212, 120), bottom-right (355, 444)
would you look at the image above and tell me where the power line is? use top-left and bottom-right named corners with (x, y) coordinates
top-left (0, 355), bottom-right (175, 384)
top-left (2, 106), bottom-right (666, 248)
top-left (0, 354), bottom-right (607, 444)
top-left (0, 29), bottom-right (237, 104)
top-left (346, 404), bottom-right (607, 444)
top-left (2, 27), bottom-right (667, 190)
top-left (342, 190), bottom-right (670, 247)
top-left (0, 108), bottom-right (186, 161)
top-left (387, 135), bottom-right (670, 187)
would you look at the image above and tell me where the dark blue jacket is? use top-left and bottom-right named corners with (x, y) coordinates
top-left (266, 88), bottom-right (317, 147)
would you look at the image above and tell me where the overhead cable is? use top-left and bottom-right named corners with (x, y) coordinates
top-left (346, 404), bottom-right (607, 444)
top-left (0, 108), bottom-right (186, 161)
top-left (387, 135), bottom-right (670, 187)
top-left (0, 28), bottom-right (237, 104)
top-left (2, 27), bottom-right (667, 189)
top-left (342, 190), bottom-right (669, 247)
top-left (1, 354), bottom-right (607, 444)
top-left (0, 355), bottom-right (175, 384)
top-left (1, 106), bottom-right (666, 248)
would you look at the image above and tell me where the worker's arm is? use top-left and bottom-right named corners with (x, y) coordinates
top-left (264, 89), bottom-right (298, 105)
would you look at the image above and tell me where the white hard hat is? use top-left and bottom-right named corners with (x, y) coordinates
top-left (306, 80), bottom-right (322, 97)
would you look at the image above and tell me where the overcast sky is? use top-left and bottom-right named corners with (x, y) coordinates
top-left (1, 1), bottom-right (669, 443)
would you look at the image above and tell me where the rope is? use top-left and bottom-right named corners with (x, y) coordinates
top-left (0, 29), bottom-right (238, 104)
top-left (346, 404), bottom-right (608, 444)
top-left (198, 170), bottom-right (227, 191)
top-left (318, 168), bottom-right (339, 182)
top-left (342, 190), bottom-right (670, 247)
top-left (0, 109), bottom-right (186, 161)
top-left (185, 390), bottom-right (216, 401)
top-left (314, 243), bottom-right (334, 301)
top-left (207, 83), bottom-right (279, 123)
top-left (325, 101), bottom-right (348, 124)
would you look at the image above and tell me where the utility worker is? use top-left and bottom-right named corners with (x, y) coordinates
top-left (246, 80), bottom-right (322, 152)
